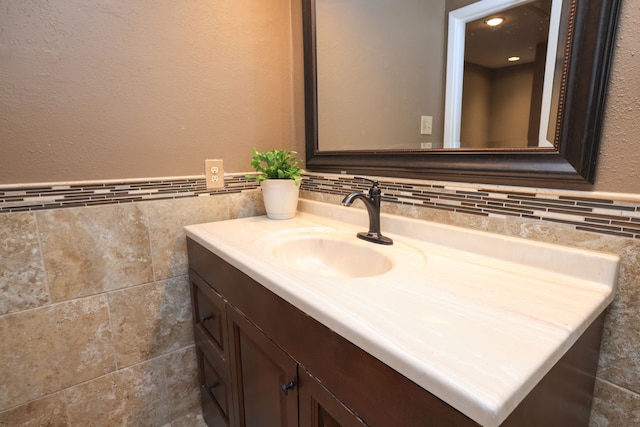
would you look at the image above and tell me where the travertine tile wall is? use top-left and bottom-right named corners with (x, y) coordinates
top-left (2, 173), bottom-right (640, 426)
top-left (0, 188), bottom-right (265, 426)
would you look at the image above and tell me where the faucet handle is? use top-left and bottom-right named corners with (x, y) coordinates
top-left (354, 177), bottom-right (381, 196)
top-left (354, 176), bottom-right (378, 186)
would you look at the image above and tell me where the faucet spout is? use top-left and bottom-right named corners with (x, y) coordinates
top-left (342, 179), bottom-right (393, 245)
top-left (341, 192), bottom-right (367, 207)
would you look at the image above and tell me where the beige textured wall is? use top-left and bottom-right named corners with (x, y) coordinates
top-left (594, 1), bottom-right (640, 193)
top-left (0, 0), bottom-right (302, 185)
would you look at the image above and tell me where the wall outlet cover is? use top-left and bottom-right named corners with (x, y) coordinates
top-left (205, 159), bottom-right (224, 189)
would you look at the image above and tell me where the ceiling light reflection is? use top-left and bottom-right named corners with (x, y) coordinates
top-left (485, 17), bottom-right (504, 27)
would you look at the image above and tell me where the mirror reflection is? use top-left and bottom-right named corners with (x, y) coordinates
top-left (315, 0), bottom-right (568, 152)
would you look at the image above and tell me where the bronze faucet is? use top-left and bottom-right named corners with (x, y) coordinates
top-left (342, 178), bottom-right (393, 245)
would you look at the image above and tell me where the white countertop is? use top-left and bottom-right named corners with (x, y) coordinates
top-left (185, 199), bottom-right (619, 427)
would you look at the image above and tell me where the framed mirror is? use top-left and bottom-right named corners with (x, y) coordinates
top-left (303, 0), bottom-right (622, 188)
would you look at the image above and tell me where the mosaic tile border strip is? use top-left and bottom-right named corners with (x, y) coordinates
top-left (0, 175), bottom-right (260, 213)
top-left (301, 175), bottom-right (640, 240)
top-left (3, 173), bottom-right (640, 239)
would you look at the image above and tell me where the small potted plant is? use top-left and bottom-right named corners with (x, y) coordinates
top-left (246, 148), bottom-right (305, 219)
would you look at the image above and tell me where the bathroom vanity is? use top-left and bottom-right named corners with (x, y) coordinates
top-left (185, 200), bottom-right (619, 427)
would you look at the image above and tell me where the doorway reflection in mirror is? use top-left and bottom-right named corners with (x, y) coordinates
top-left (444, 0), bottom-right (567, 149)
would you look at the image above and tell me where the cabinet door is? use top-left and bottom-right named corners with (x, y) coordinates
top-left (299, 369), bottom-right (368, 427)
top-left (228, 307), bottom-right (298, 427)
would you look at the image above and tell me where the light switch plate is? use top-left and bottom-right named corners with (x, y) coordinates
top-left (420, 115), bottom-right (433, 135)
top-left (205, 159), bottom-right (224, 189)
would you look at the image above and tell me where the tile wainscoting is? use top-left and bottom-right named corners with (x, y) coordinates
top-left (1, 172), bottom-right (639, 426)
top-left (0, 175), bottom-right (265, 426)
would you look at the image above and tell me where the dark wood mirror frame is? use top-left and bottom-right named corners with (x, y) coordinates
top-left (303, 0), bottom-right (622, 189)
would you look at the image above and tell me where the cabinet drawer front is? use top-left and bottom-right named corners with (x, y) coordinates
top-left (201, 348), bottom-right (231, 418)
top-left (201, 389), bottom-right (230, 427)
top-left (200, 364), bottom-right (231, 427)
top-left (195, 324), bottom-right (230, 381)
top-left (190, 271), bottom-right (227, 355)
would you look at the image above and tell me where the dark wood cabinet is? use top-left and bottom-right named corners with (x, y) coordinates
top-left (189, 246), bottom-right (365, 427)
top-left (227, 306), bottom-right (298, 427)
top-left (190, 272), bottom-right (234, 427)
top-left (188, 237), bottom-right (604, 427)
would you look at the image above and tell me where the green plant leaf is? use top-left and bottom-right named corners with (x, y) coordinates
top-left (246, 148), bottom-right (305, 186)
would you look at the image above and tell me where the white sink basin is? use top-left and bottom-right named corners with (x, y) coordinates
top-left (272, 234), bottom-right (393, 278)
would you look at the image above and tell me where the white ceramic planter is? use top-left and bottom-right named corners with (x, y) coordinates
top-left (260, 179), bottom-right (300, 219)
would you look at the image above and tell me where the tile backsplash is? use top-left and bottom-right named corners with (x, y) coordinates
top-left (301, 173), bottom-right (640, 239)
top-left (2, 173), bottom-right (640, 240)
top-left (0, 175), bottom-right (259, 213)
